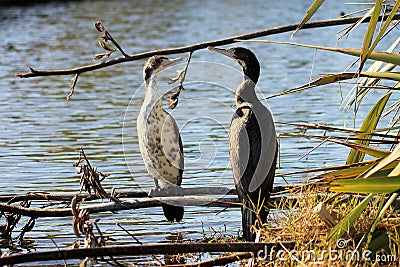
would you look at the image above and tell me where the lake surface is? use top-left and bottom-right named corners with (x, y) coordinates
top-left (0, 0), bottom-right (397, 265)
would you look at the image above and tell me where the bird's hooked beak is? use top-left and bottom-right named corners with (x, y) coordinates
top-left (160, 57), bottom-right (182, 69)
top-left (207, 46), bottom-right (235, 60)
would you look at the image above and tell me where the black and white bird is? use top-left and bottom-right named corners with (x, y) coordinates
top-left (137, 55), bottom-right (184, 222)
top-left (208, 46), bottom-right (277, 241)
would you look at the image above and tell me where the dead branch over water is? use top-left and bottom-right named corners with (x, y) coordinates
top-left (0, 149), bottom-right (296, 221)
top-left (0, 196), bottom-right (239, 217)
top-left (15, 13), bottom-right (400, 79)
top-left (0, 185), bottom-right (297, 203)
top-left (0, 195), bottom-right (295, 218)
top-left (2, 192), bottom-right (399, 218)
top-left (0, 183), bottom-right (298, 218)
top-left (0, 187), bottom-right (232, 203)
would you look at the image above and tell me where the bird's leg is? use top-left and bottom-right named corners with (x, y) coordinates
top-left (148, 178), bottom-right (162, 197)
top-left (148, 183), bottom-right (184, 197)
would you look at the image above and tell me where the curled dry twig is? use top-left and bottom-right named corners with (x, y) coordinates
top-left (93, 21), bottom-right (129, 61)
top-left (167, 51), bottom-right (193, 109)
top-left (68, 21), bottom-right (129, 100)
top-left (71, 196), bottom-right (124, 267)
top-left (73, 148), bottom-right (109, 199)
top-left (66, 73), bottom-right (79, 101)
top-left (15, 216), bottom-right (36, 244)
top-left (71, 195), bottom-right (89, 237)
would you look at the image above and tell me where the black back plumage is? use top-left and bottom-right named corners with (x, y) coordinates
top-left (209, 46), bottom-right (277, 241)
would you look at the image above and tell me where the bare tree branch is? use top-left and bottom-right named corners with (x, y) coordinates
top-left (15, 13), bottom-right (400, 79)
top-left (0, 187), bottom-right (232, 204)
top-left (0, 196), bottom-right (242, 217)
top-left (0, 185), bottom-right (295, 203)
top-left (2, 190), bottom-right (397, 219)
top-left (0, 242), bottom-right (295, 266)
top-left (0, 195), bottom-right (300, 218)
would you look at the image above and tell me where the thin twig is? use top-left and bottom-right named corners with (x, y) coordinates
top-left (49, 236), bottom-right (68, 267)
top-left (15, 13), bottom-right (400, 79)
top-left (94, 21), bottom-right (129, 58)
top-left (167, 51), bottom-right (193, 109)
top-left (103, 27), bottom-right (129, 57)
top-left (298, 137), bottom-right (331, 161)
top-left (116, 223), bottom-right (142, 244)
top-left (67, 73), bottom-right (78, 100)
top-left (276, 160), bottom-right (374, 177)
top-left (280, 132), bottom-right (398, 144)
top-left (277, 122), bottom-right (400, 139)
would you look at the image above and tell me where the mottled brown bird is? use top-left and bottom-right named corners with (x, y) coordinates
top-left (137, 56), bottom-right (184, 222)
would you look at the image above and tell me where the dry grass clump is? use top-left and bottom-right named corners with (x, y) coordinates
top-left (254, 185), bottom-right (400, 266)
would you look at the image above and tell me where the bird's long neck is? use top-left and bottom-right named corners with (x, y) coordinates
top-left (143, 74), bottom-right (163, 113)
top-left (236, 62), bottom-right (260, 106)
top-left (242, 62), bottom-right (260, 85)
top-left (145, 74), bottom-right (160, 99)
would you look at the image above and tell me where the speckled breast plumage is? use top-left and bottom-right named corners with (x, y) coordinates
top-left (137, 95), bottom-right (183, 189)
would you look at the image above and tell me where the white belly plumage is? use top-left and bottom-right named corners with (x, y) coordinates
top-left (137, 98), bottom-right (183, 188)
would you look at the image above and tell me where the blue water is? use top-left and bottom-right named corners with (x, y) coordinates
top-left (0, 0), bottom-right (398, 265)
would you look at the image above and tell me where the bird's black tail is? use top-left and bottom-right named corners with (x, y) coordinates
top-left (162, 204), bottom-right (184, 222)
top-left (242, 199), bottom-right (269, 241)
